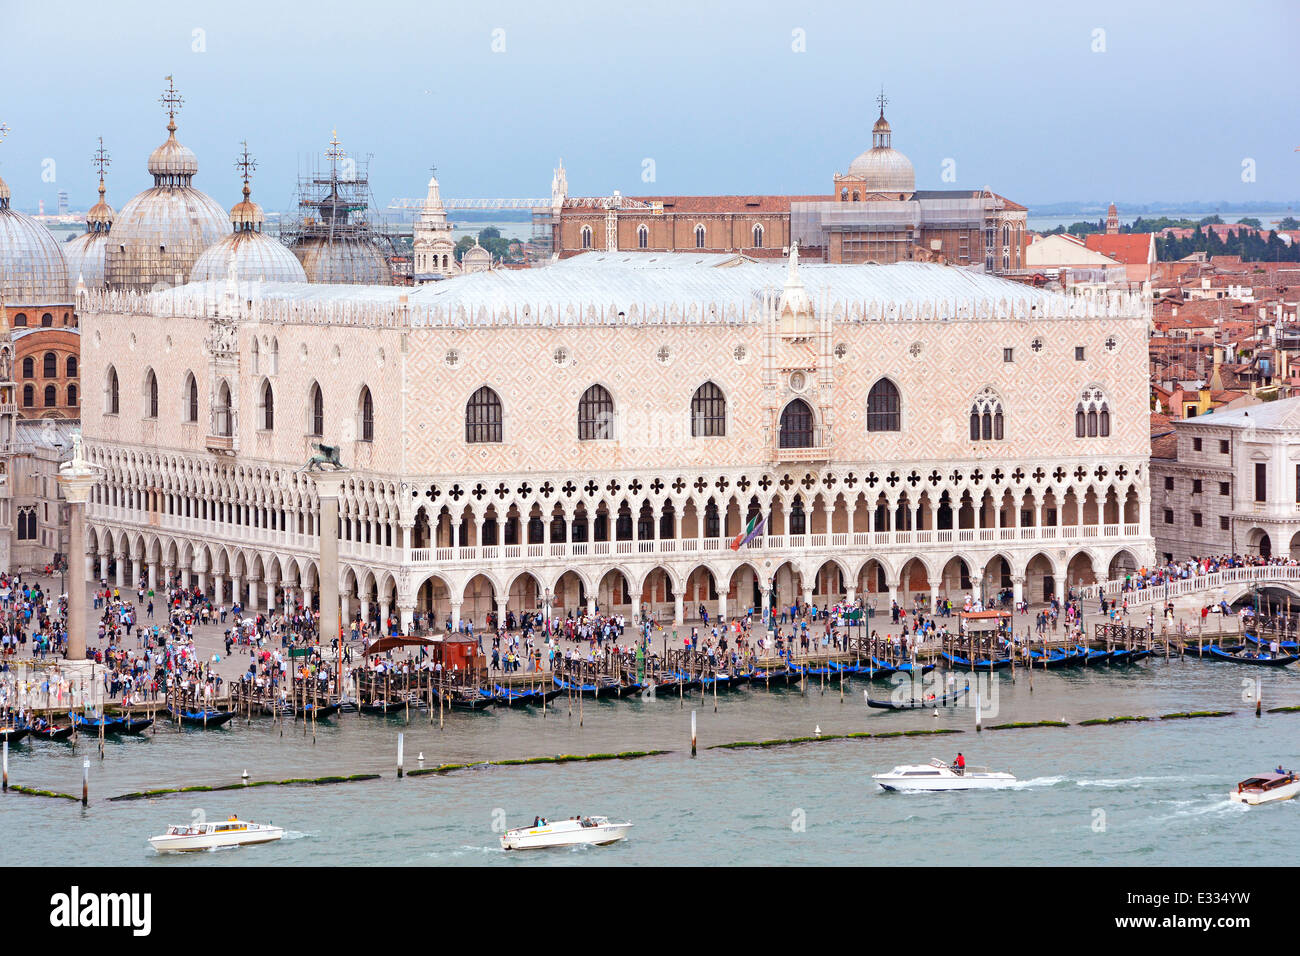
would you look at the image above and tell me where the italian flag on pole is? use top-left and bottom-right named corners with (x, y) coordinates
top-left (729, 513), bottom-right (766, 551)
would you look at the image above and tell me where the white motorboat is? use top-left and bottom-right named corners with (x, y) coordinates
top-left (148, 816), bottom-right (284, 853)
top-left (500, 815), bottom-right (632, 850)
top-left (1230, 769), bottom-right (1300, 806)
top-left (873, 758), bottom-right (1016, 791)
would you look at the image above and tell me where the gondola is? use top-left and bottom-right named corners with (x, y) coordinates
top-left (169, 707), bottom-right (238, 727)
top-left (300, 702), bottom-right (341, 720)
top-left (1025, 647), bottom-right (1085, 669)
top-left (29, 724), bottom-right (74, 742)
top-left (551, 676), bottom-right (619, 699)
top-left (746, 667), bottom-right (796, 685)
top-left (442, 691), bottom-right (496, 711)
top-left (865, 689), bottom-right (964, 710)
top-left (491, 685), bottom-right (538, 707)
top-left (939, 651), bottom-right (1012, 671)
top-left (1073, 645), bottom-right (1112, 665)
top-left (118, 717), bottom-right (154, 734)
top-left (1124, 649), bottom-right (1152, 663)
top-left (359, 700), bottom-right (407, 716)
top-left (1207, 645), bottom-right (1299, 667)
top-left (0, 726), bottom-right (30, 745)
top-left (789, 662), bottom-right (836, 679)
top-left (1244, 633), bottom-right (1299, 651)
top-left (872, 657), bottom-right (934, 675)
top-left (71, 712), bottom-right (124, 733)
top-left (1187, 643), bottom-right (1244, 658)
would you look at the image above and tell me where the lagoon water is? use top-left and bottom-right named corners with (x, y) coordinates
top-left (5, 659), bottom-right (1299, 866)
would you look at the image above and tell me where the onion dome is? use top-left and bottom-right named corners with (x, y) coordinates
top-left (191, 147), bottom-right (307, 283)
top-left (64, 140), bottom-right (115, 290)
top-left (0, 170), bottom-right (73, 304)
top-left (104, 78), bottom-right (228, 291)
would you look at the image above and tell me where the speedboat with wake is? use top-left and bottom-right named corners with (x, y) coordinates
top-left (1230, 768), bottom-right (1300, 806)
top-left (148, 816), bottom-right (284, 853)
top-left (500, 815), bottom-right (632, 850)
top-left (872, 758), bottom-right (1016, 791)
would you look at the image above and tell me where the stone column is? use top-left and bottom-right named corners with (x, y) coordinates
top-left (631, 595), bottom-right (641, 623)
top-left (97, 553), bottom-right (108, 583)
top-left (495, 598), bottom-right (507, 631)
top-left (314, 472), bottom-right (347, 646)
top-left (398, 604), bottom-right (413, 635)
top-left (450, 600), bottom-right (462, 632)
top-left (1012, 575), bottom-right (1025, 606)
top-left (114, 552), bottom-right (126, 588)
top-left (265, 580), bottom-right (275, 612)
top-left (58, 453), bottom-right (98, 661)
top-left (131, 557), bottom-right (142, 589)
top-left (148, 562), bottom-right (158, 592)
top-left (674, 593), bottom-right (684, 626)
top-left (717, 592), bottom-right (727, 622)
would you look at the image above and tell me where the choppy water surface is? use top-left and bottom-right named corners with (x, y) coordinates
top-left (4, 659), bottom-right (1299, 866)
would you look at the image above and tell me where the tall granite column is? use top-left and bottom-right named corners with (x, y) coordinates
top-left (315, 472), bottom-right (347, 647)
top-left (58, 437), bottom-right (99, 661)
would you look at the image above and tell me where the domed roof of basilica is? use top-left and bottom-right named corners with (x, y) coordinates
top-left (191, 161), bottom-right (308, 284)
top-left (0, 171), bottom-right (73, 304)
top-left (64, 145), bottom-right (115, 291)
top-left (104, 83), bottom-right (228, 291)
top-left (846, 109), bottom-right (915, 196)
top-left (292, 236), bottom-right (392, 285)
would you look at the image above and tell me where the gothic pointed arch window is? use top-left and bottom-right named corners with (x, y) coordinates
top-left (358, 386), bottom-right (375, 442)
top-left (752, 224), bottom-right (764, 248)
top-left (466, 385), bottom-right (503, 443)
top-left (308, 382), bottom-right (324, 437)
top-left (867, 378), bottom-right (901, 432)
top-left (969, 387), bottom-right (1004, 441)
top-left (143, 368), bottom-right (158, 419)
top-left (578, 384), bottom-right (614, 441)
top-left (105, 365), bottom-right (119, 415)
top-left (637, 224), bottom-right (648, 249)
top-left (1075, 386), bottom-right (1111, 438)
top-left (216, 380), bottom-right (233, 437)
top-left (690, 381), bottom-right (726, 437)
top-left (581, 225), bottom-right (592, 249)
top-left (259, 379), bottom-right (275, 431)
top-left (779, 398), bottom-right (814, 448)
top-left (183, 372), bottom-right (199, 423)
top-left (695, 224), bottom-right (706, 248)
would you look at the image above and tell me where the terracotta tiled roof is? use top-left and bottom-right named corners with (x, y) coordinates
top-left (1085, 233), bottom-right (1155, 265)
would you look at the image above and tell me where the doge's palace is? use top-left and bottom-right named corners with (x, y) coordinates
top-left (78, 248), bottom-right (1155, 632)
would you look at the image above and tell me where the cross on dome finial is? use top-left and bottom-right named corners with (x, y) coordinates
top-left (235, 140), bottom-right (257, 196)
top-left (877, 87), bottom-right (888, 117)
top-left (0, 122), bottom-right (9, 144)
top-left (160, 75), bottom-right (184, 130)
top-left (92, 137), bottom-right (111, 181)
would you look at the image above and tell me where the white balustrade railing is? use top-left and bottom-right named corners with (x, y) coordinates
top-left (1082, 564), bottom-right (1300, 607)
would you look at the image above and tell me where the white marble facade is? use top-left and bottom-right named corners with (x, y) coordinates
top-left (78, 253), bottom-right (1156, 630)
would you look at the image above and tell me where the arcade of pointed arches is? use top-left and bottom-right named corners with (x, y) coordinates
top-left (82, 440), bottom-right (1152, 628)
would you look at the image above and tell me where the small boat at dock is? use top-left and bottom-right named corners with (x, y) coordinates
top-left (148, 816), bottom-right (284, 853)
top-left (939, 651), bottom-right (1012, 671)
top-left (871, 657), bottom-right (934, 676)
top-left (29, 723), bottom-right (75, 742)
top-left (1207, 646), bottom-right (1299, 667)
top-left (118, 717), bottom-right (153, 734)
top-left (0, 726), bottom-right (30, 745)
top-left (299, 702), bottom-right (340, 720)
top-left (500, 815), bottom-right (632, 850)
top-left (70, 712), bottom-right (123, 733)
top-left (169, 707), bottom-right (237, 727)
top-left (359, 700), bottom-right (407, 715)
top-left (1230, 769), bottom-right (1300, 806)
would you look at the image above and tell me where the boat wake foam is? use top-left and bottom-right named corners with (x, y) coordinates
top-left (1007, 775), bottom-right (1067, 789)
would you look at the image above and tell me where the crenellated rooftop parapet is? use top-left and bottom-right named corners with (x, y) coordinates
top-left (78, 284), bottom-right (1152, 329)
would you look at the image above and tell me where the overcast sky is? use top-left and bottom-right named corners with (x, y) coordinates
top-left (4, 0), bottom-right (1296, 213)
